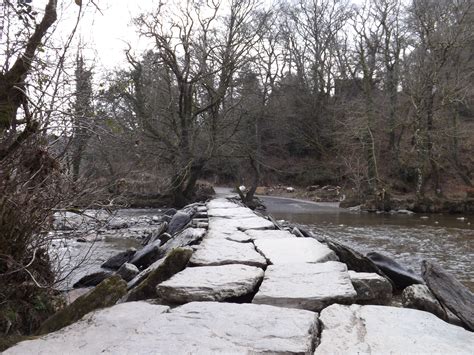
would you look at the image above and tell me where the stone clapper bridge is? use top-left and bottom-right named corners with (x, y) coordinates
top-left (6, 197), bottom-right (474, 354)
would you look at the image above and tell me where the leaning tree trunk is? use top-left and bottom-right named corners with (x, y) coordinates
top-left (0, 0), bottom-right (57, 159)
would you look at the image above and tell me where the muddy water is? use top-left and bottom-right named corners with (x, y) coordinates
top-left (261, 196), bottom-right (474, 292)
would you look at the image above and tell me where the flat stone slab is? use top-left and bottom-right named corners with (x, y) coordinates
top-left (254, 237), bottom-right (337, 264)
top-left (168, 302), bottom-right (318, 354)
top-left (253, 261), bottom-right (357, 311)
top-left (315, 304), bottom-right (474, 354)
top-left (6, 302), bottom-right (319, 354)
top-left (206, 227), bottom-right (253, 242)
top-left (156, 264), bottom-right (264, 303)
top-left (245, 229), bottom-right (296, 240)
top-left (207, 199), bottom-right (240, 209)
top-left (209, 216), bottom-right (275, 231)
top-left (190, 238), bottom-right (267, 268)
top-left (207, 207), bottom-right (256, 218)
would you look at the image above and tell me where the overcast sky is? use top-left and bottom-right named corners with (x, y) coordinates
top-left (29, 0), bottom-right (159, 71)
top-left (29, 0), bottom-right (361, 73)
top-left (74, 0), bottom-right (158, 70)
top-left (79, 0), bottom-right (159, 69)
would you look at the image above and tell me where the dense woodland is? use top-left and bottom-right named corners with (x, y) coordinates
top-left (0, 0), bottom-right (473, 341)
top-left (78, 0), bottom-right (474, 208)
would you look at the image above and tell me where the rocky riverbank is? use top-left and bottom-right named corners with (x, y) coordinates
top-left (4, 195), bottom-right (473, 353)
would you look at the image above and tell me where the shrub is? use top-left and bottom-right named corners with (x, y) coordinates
top-left (0, 141), bottom-right (66, 335)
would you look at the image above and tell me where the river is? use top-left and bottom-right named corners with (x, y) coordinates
top-left (56, 193), bottom-right (473, 293)
top-left (260, 195), bottom-right (474, 292)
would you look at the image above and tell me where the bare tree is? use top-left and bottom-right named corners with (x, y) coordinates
top-left (374, 0), bottom-right (405, 154)
top-left (403, 0), bottom-right (473, 196)
top-left (0, 0), bottom-right (57, 158)
top-left (133, 0), bottom-right (266, 206)
top-left (70, 53), bottom-right (94, 182)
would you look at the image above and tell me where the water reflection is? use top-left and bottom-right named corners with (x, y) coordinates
top-left (261, 196), bottom-right (474, 292)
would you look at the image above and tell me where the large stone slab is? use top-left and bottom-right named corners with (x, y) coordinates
top-left (245, 229), bottom-right (296, 240)
top-left (6, 302), bottom-right (319, 354)
top-left (167, 302), bottom-right (319, 354)
top-left (207, 206), bottom-right (256, 218)
top-left (315, 304), bottom-right (474, 354)
top-left (5, 302), bottom-right (170, 354)
top-left (190, 238), bottom-right (267, 268)
top-left (209, 216), bottom-right (275, 231)
top-left (254, 237), bottom-right (337, 264)
top-left (156, 264), bottom-right (264, 303)
top-left (207, 228), bottom-right (253, 243)
top-left (253, 261), bottom-right (356, 311)
top-left (207, 198), bottom-right (239, 209)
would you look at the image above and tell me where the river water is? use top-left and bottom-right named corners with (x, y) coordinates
top-left (260, 196), bottom-right (474, 292)
top-left (56, 193), bottom-right (473, 293)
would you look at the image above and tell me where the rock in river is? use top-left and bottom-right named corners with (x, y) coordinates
top-left (422, 260), bottom-right (474, 331)
top-left (401, 284), bottom-right (460, 324)
top-left (101, 248), bottom-right (136, 270)
top-left (5, 302), bottom-right (319, 354)
top-left (129, 240), bottom-right (162, 270)
top-left (325, 239), bottom-right (385, 276)
top-left (366, 251), bottom-right (423, 289)
top-left (72, 270), bottom-right (113, 288)
top-left (116, 263), bottom-right (139, 282)
top-left (156, 264), bottom-right (264, 304)
top-left (315, 304), bottom-right (474, 354)
top-left (167, 209), bottom-right (195, 235)
top-left (349, 271), bottom-right (392, 305)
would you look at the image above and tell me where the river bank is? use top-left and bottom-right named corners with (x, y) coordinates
top-left (253, 184), bottom-right (474, 214)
